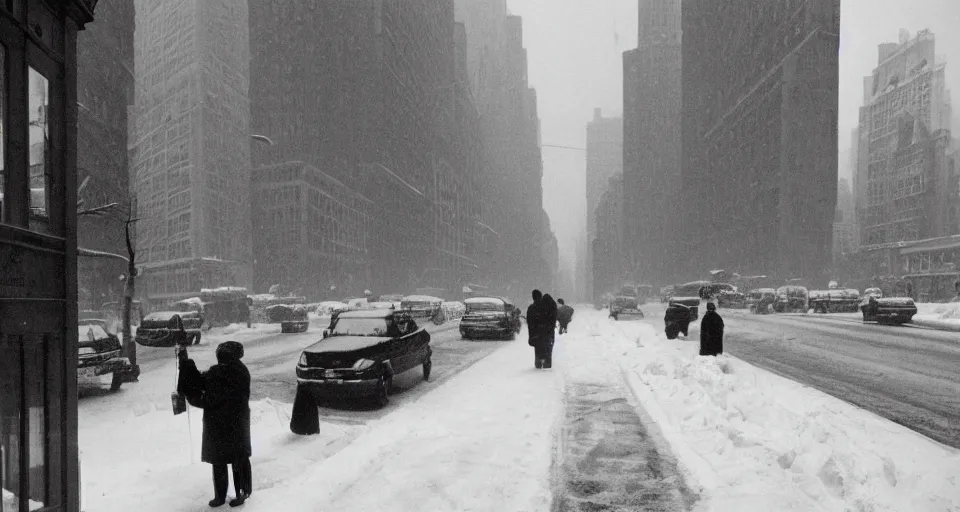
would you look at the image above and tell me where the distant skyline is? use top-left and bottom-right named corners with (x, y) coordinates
top-left (506, 0), bottom-right (959, 279)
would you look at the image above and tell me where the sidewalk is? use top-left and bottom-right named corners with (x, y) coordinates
top-left (247, 332), bottom-right (563, 512)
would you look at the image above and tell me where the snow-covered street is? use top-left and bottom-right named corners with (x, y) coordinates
top-left (78, 307), bottom-right (960, 511)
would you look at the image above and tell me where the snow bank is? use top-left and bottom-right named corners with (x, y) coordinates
top-left (909, 303), bottom-right (960, 331)
top-left (610, 317), bottom-right (960, 511)
top-left (80, 398), bottom-right (364, 512)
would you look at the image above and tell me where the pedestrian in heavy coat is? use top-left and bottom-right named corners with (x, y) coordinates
top-left (699, 302), bottom-right (724, 356)
top-left (539, 294), bottom-right (558, 369)
top-left (527, 289), bottom-right (544, 367)
top-left (557, 299), bottom-right (575, 334)
top-left (178, 341), bottom-right (252, 508)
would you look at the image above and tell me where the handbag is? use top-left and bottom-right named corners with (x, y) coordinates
top-left (171, 355), bottom-right (186, 415)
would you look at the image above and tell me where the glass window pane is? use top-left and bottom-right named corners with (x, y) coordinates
top-left (24, 338), bottom-right (46, 509)
top-left (27, 68), bottom-right (50, 234)
top-left (0, 44), bottom-right (5, 224)
top-left (0, 336), bottom-right (22, 512)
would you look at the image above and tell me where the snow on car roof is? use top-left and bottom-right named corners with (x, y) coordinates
top-left (402, 295), bottom-right (443, 303)
top-left (464, 297), bottom-right (505, 305)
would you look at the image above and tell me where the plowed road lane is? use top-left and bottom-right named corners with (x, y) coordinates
top-left (639, 305), bottom-right (960, 448)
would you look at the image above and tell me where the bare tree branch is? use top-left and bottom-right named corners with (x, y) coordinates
top-left (78, 202), bottom-right (120, 217)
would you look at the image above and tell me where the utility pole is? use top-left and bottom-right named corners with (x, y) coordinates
top-left (121, 215), bottom-right (141, 380)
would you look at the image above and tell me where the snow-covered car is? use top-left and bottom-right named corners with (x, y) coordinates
top-left (296, 309), bottom-right (432, 406)
top-left (860, 296), bottom-right (917, 324)
top-left (746, 288), bottom-right (776, 314)
top-left (459, 297), bottom-right (521, 340)
top-left (773, 286), bottom-right (809, 313)
top-left (609, 293), bottom-right (644, 320)
top-left (313, 301), bottom-right (351, 316)
top-left (809, 289), bottom-right (861, 313)
top-left (266, 304), bottom-right (310, 333)
top-left (79, 320), bottom-right (132, 391)
top-left (399, 295), bottom-right (445, 324)
top-left (659, 286), bottom-right (675, 303)
top-left (668, 296), bottom-right (700, 322)
top-left (863, 287), bottom-right (883, 299)
top-left (135, 311), bottom-right (203, 347)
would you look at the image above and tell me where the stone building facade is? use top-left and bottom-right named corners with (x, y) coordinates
top-left (130, 0), bottom-right (253, 305)
top-left (76, 0), bottom-right (135, 310)
top-left (251, 162), bottom-right (371, 300)
top-left (622, 0), bottom-right (682, 287)
top-left (585, 109), bottom-right (622, 299)
top-left (855, 30), bottom-right (955, 247)
top-left (680, 0), bottom-right (841, 282)
top-left (592, 173), bottom-right (624, 299)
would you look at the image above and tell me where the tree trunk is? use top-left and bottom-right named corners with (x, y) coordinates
top-left (122, 220), bottom-right (140, 380)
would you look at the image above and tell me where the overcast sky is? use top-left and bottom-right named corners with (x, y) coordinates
top-left (506, 0), bottom-right (960, 279)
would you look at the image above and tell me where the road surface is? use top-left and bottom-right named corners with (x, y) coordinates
top-left (638, 303), bottom-right (960, 448)
top-left (79, 319), bottom-right (513, 426)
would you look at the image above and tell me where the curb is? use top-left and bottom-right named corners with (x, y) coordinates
top-left (618, 362), bottom-right (720, 495)
top-left (909, 317), bottom-right (960, 332)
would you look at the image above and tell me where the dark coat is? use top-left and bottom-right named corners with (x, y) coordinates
top-left (557, 304), bottom-right (574, 325)
top-left (178, 356), bottom-right (252, 464)
top-left (699, 310), bottom-right (724, 356)
top-left (540, 295), bottom-right (558, 344)
top-left (664, 304), bottom-right (691, 339)
top-left (526, 301), bottom-right (542, 346)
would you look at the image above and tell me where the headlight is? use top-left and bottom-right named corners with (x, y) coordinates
top-left (352, 359), bottom-right (375, 371)
top-left (299, 353), bottom-right (308, 366)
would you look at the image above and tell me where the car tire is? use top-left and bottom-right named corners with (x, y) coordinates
top-left (375, 374), bottom-right (391, 407)
top-left (109, 371), bottom-right (122, 392)
top-left (423, 357), bottom-right (432, 381)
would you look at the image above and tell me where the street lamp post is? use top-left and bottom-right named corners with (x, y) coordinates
top-left (121, 216), bottom-right (141, 380)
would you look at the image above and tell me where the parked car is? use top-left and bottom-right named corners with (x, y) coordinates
top-left (773, 286), bottom-right (809, 313)
top-left (863, 287), bottom-right (883, 299)
top-left (295, 309), bottom-right (432, 407)
top-left (746, 288), bottom-right (777, 314)
top-left (79, 320), bottom-right (132, 391)
top-left (135, 311), bottom-right (203, 347)
top-left (809, 289), bottom-right (861, 313)
top-left (609, 286), bottom-right (645, 320)
top-left (860, 296), bottom-right (918, 324)
top-left (668, 296), bottom-right (700, 322)
top-left (400, 295), bottom-right (445, 324)
top-left (715, 286), bottom-right (746, 309)
top-left (460, 297), bottom-right (521, 339)
top-left (266, 304), bottom-right (310, 333)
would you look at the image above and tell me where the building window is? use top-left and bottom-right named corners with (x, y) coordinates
top-left (27, 67), bottom-right (50, 234)
top-left (0, 44), bottom-right (5, 224)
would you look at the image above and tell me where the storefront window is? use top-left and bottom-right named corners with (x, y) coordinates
top-left (0, 336), bottom-right (22, 512)
top-left (0, 44), bottom-right (5, 223)
top-left (27, 68), bottom-right (49, 234)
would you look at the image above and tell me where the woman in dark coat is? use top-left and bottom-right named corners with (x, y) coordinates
top-left (699, 302), bottom-right (724, 356)
top-left (539, 294), bottom-right (559, 369)
top-left (664, 303), bottom-right (691, 339)
top-left (178, 341), bottom-right (252, 507)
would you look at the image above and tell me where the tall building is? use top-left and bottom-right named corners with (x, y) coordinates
top-left (593, 173), bottom-right (624, 298)
top-left (585, 108), bottom-right (622, 300)
top-left (251, 162), bottom-right (371, 299)
top-left (453, 0), bottom-right (508, 110)
top-left (833, 178), bottom-right (856, 264)
top-left (622, 0), bottom-right (682, 286)
top-left (855, 30), bottom-right (955, 246)
top-left (680, 0), bottom-right (841, 282)
top-left (76, 0), bottom-right (136, 310)
top-left (131, 0), bottom-right (252, 306)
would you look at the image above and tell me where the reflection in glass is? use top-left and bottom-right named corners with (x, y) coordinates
top-left (0, 337), bottom-right (22, 512)
top-left (28, 68), bottom-right (49, 233)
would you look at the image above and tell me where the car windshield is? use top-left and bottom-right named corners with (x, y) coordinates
top-left (331, 317), bottom-right (393, 336)
top-left (79, 324), bottom-right (109, 341)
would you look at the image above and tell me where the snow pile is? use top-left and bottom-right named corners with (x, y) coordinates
top-left (613, 319), bottom-right (960, 511)
top-left (80, 398), bottom-right (365, 512)
top-left (312, 301), bottom-right (350, 315)
top-left (909, 302), bottom-right (960, 330)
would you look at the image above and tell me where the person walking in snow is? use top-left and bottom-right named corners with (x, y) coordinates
top-left (526, 290), bottom-right (545, 368)
top-left (699, 302), bottom-right (724, 356)
top-left (539, 294), bottom-right (559, 369)
top-left (178, 341), bottom-right (253, 507)
top-left (557, 299), bottom-right (575, 334)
